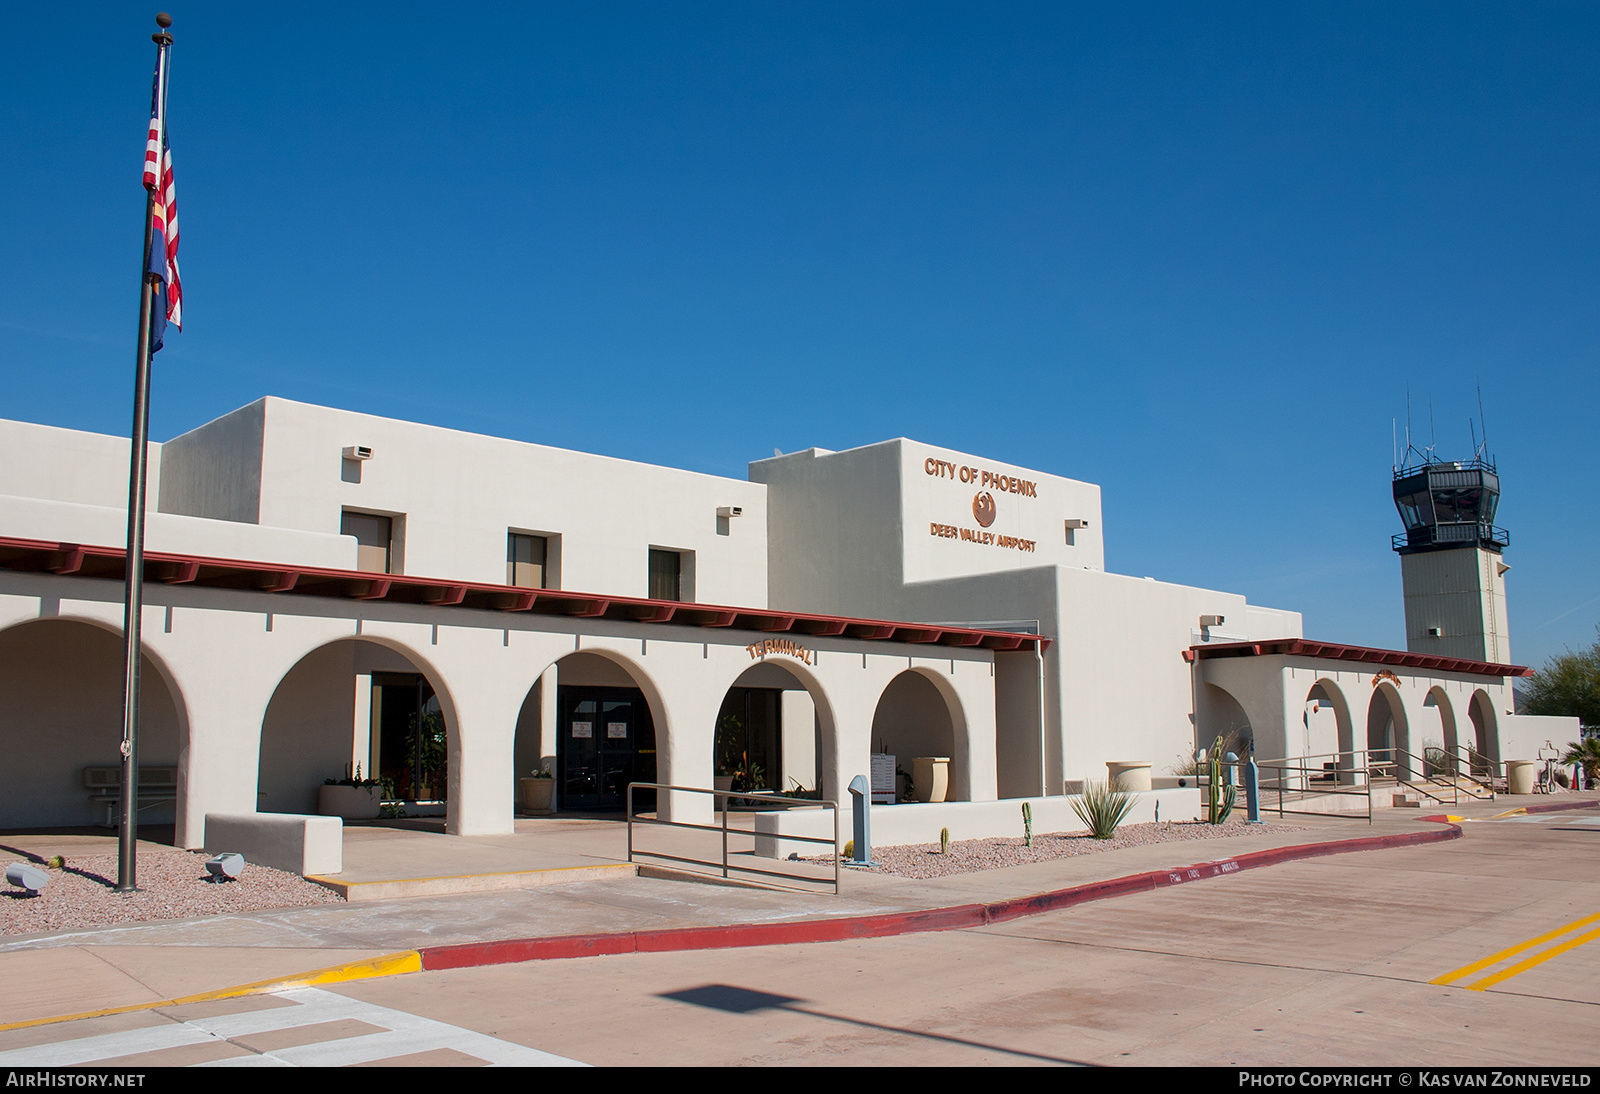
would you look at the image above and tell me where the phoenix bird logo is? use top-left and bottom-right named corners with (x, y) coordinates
top-left (972, 491), bottom-right (996, 527)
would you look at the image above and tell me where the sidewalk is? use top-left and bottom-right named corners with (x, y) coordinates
top-left (1, 793), bottom-right (1594, 1029)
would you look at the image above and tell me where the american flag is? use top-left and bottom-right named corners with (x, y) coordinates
top-left (143, 62), bottom-right (182, 348)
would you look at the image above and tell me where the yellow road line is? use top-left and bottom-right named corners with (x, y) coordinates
top-left (0, 950), bottom-right (422, 1033)
top-left (1467, 924), bottom-right (1600, 990)
top-left (1432, 911), bottom-right (1600, 987)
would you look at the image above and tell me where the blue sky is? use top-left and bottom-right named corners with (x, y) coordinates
top-left (5, 3), bottom-right (1598, 670)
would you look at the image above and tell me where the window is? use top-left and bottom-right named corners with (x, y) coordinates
top-left (507, 533), bottom-right (548, 589)
top-left (648, 548), bottom-right (682, 602)
top-left (341, 511), bottom-right (394, 574)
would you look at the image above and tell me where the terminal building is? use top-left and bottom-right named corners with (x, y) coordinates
top-left (0, 397), bottom-right (1570, 853)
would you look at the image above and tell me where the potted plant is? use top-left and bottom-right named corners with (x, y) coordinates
top-left (520, 762), bottom-right (556, 815)
top-left (318, 763), bottom-right (382, 820)
top-left (714, 712), bottom-right (743, 793)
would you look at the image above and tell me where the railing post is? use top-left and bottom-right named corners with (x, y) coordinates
top-left (1245, 757), bottom-right (1261, 823)
top-left (720, 792), bottom-right (729, 879)
top-left (627, 783), bottom-right (634, 864)
top-left (832, 800), bottom-right (840, 895)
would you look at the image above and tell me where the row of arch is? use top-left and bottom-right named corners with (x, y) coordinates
top-left (0, 617), bottom-right (970, 834)
top-left (1203, 675), bottom-right (1500, 770)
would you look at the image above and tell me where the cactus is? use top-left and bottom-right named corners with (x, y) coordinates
top-left (1206, 736), bottom-right (1238, 825)
top-left (843, 839), bottom-right (854, 860)
top-left (1022, 801), bottom-right (1033, 847)
top-left (939, 826), bottom-right (950, 854)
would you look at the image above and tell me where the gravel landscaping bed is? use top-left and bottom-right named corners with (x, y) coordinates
top-left (0, 848), bottom-right (343, 936)
top-left (849, 818), bottom-right (1308, 879)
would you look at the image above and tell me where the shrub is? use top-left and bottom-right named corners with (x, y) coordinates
top-left (1072, 780), bottom-right (1136, 840)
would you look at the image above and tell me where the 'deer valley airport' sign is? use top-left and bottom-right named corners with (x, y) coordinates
top-left (923, 456), bottom-right (1039, 554)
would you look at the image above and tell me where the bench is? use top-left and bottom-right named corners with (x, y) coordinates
top-left (83, 765), bottom-right (178, 827)
top-left (203, 812), bottom-right (343, 876)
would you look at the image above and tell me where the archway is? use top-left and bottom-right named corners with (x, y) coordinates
top-left (0, 618), bottom-right (186, 830)
top-left (870, 669), bottom-right (967, 802)
top-left (525, 651), bottom-right (664, 813)
top-left (1468, 689), bottom-right (1498, 767)
top-left (1366, 682), bottom-right (1411, 777)
top-left (259, 638), bottom-right (455, 817)
top-left (709, 660), bottom-right (829, 797)
top-left (1304, 679), bottom-right (1353, 759)
top-left (1198, 682), bottom-right (1254, 757)
top-left (1423, 686), bottom-right (1459, 773)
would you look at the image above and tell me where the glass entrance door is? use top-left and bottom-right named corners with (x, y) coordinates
top-left (558, 686), bottom-right (656, 811)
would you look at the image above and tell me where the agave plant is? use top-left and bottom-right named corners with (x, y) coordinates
top-left (1072, 780), bottom-right (1136, 840)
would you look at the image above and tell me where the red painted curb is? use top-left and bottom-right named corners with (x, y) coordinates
top-left (418, 822), bottom-right (1461, 973)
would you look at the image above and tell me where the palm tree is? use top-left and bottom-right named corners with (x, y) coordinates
top-left (1559, 738), bottom-right (1600, 790)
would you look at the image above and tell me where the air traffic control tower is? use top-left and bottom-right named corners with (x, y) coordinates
top-left (1392, 457), bottom-right (1511, 664)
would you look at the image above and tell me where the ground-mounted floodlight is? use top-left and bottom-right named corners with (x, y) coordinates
top-left (205, 853), bottom-right (244, 881)
top-left (5, 863), bottom-right (48, 895)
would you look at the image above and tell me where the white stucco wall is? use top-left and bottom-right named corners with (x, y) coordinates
top-left (0, 419), bottom-right (160, 510)
top-left (242, 399), bottom-right (770, 605)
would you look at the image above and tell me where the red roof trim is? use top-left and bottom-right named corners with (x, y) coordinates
top-left (1190, 638), bottom-right (1529, 678)
top-left (0, 536), bottom-right (1050, 653)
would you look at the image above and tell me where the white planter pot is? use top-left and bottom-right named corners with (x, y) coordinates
top-left (1106, 761), bottom-right (1153, 792)
top-left (318, 784), bottom-right (381, 821)
top-left (913, 757), bottom-right (950, 803)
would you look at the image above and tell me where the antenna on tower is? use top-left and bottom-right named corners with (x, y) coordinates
top-left (1405, 389), bottom-right (1413, 464)
top-left (1392, 418), bottom-right (1398, 473)
top-left (1477, 383), bottom-right (1491, 465)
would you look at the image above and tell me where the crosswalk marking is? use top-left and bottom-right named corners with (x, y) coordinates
top-left (0, 988), bottom-right (587, 1068)
top-left (0, 1024), bottom-right (213, 1068)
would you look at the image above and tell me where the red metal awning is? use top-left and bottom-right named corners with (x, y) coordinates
top-left (0, 535), bottom-right (1050, 653)
top-left (1185, 637), bottom-right (1528, 678)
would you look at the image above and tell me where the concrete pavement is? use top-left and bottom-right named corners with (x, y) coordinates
top-left (0, 793), bottom-right (1593, 1032)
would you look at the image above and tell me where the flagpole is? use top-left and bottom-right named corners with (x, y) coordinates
top-left (117, 12), bottom-right (173, 894)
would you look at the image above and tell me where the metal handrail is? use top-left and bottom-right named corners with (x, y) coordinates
top-left (1252, 749), bottom-right (1374, 824)
top-left (626, 782), bottom-right (840, 896)
top-left (1387, 745), bottom-right (1496, 804)
top-left (1254, 744), bottom-right (1499, 821)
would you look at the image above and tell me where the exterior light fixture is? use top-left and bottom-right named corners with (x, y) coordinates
top-left (1199, 615), bottom-right (1226, 628)
top-left (205, 853), bottom-right (245, 881)
top-left (5, 863), bottom-right (48, 894)
top-left (716, 506), bottom-right (743, 518)
top-left (342, 446), bottom-right (374, 461)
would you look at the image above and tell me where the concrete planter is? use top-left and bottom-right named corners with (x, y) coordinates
top-left (1107, 761), bottom-right (1152, 792)
top-left (317, 784), bottom-right (381, 821)
top-left (519, 777), bottom-right (556, 815)
top-left (1506, 759), bottom-right (1536, 795)
top-left (913, 757), bottom-right (950, 803)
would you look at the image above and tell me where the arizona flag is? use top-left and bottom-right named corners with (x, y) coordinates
top-left (143, 66), bottom-right (182, 351)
